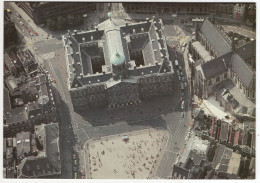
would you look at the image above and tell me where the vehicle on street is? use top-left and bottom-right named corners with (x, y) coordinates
top-left (184, 82), bottom-right (187, 88)
top-left (181, 112), bottom-right (184, 118)
top-left (50, 78), bottom-right (56, 83)
top-left (74, 159), bottom-right (77, 165)
top-left (19, 21), bottom-right (24, 25)
top-left (182, 42), bottom-right (187, 47)
top-left (182, 76), bottom-right (185, 82)
top-left (178, 76), bottom-right (181, 81)
top-left (181, 101), bottom-right (185, 109)
top-left (24, 25), bottom-right (28, 29)
top-left (181, 91), bottom-right (184, 97)
top-left (180, 71), bottom-right (183, 76)
top-left (179, 65), bottom-right (182, 71)
top-left (6, 8), bottom-right (12, 13)
top-left (30, 32), bottom-right (34, 36)
top-left (175, 60), bottom-right (179, 66)
top-left (74, 172), bottom-right (77, 179)
top-left (181, 82), bottom-right (184, 90)
top-left (73, 153), bottom-right (77, 160)
top-left (177, 70), bottom-right (180, 75)
top-left (27, 29), bottom-right (31, 33)
top-left (34, 31), bottom-right (38, 36)
top-left (80, 170), bottom-right (85, 178)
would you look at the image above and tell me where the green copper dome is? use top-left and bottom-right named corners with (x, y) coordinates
top-left (110, 50), bottom-right (125, 65)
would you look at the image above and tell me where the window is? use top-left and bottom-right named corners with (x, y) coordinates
top-left (208, 79), bottom-right (212, 86)
top-left (216, 76), bottom-right (220, 83)
top-left (224, 73), bottom-right (227, 79)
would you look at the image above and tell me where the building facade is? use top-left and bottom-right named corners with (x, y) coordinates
top-left (63, 16), bottom-right (174, 111)
top-left (123, 2), bottom-right (235, 16)
top-left (189, 19), bottom-right (255, 100)
top-left (233, 3), bottom-right (246, 20)
top-left (18, 2), bottom-right (97, 24)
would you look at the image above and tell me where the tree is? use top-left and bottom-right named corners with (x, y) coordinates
top-left (46, 18), bottom-right (57, 31)
top-left (57, 16), bottom-right (68, 30)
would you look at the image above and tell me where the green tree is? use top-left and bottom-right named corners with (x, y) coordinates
top-left (57, 16), bottom-right (68, 30)
top-left (46, 18), bottom-right (57, 31)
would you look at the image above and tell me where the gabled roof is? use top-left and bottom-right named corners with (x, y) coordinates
top-left (231, 53), bottom-right (255, 89)
top-left (199, 19), bottom-right (232, 56)
top-left (200, 52), bottom-right (231, 79)
top-left (235, 40), bottom-right (256, 61)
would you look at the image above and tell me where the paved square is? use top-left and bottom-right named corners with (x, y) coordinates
top-left (86, 129), bottom-right (168, 179)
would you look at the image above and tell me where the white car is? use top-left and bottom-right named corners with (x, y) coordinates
top-left (19, 21), bottom-right (24, 25)
top-left (30, 32), bottom-right (34, 36)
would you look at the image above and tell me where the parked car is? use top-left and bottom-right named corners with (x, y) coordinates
top-left (19, 21), bottom-right (23, 25)
top-left (181, 112), bottom-right (184, 118)
top-left (181, 101), bottom-right (185, 109)
top-left (178, 76), bottom-right (181, 81)
top-left (184, 82), bottom-right (187, 88)
top-left (27, 29), bottom-right (31, 33)
top-left (50, 78), bottom-right (56, 83)
top-left (34, 31), bottom-right (38, 36)
top-left (182, 76), bottom-right (185, 82)
top-left (24, 25), bottom-right (28, 29)
top-left (74, 159), bottom-right (77, 165)
top-left (177, 70), bottom-right (180, 75)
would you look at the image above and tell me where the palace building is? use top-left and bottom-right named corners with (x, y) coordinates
top-left (63, 15), bottom-right (174, 111)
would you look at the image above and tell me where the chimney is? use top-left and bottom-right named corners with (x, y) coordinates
top-left (91, 36), bottom-right (93, 41)
top-left (146, 18), bottom-right (149, 22)
top-left (82, 37), bottom-right (85, 43)
top-left (141, 28), bottom-right (144, 33)
top-left (232, 31), bottom-right (235, 51)
top-left (125, 21), bottom-right (128, 26)
top-left (95, 26), bottom-right (98, 31)
top-left (74, 30), bottom-right (77, 35)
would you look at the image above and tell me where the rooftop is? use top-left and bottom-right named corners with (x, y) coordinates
top-left (64, 17), bottom-right (172, 89)
top-left (199, 19), bottom-right (232, 56)
top-left (192, 41), bottom-right (212, 62)
top-left (17, 123), bottom-right (60, 178)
